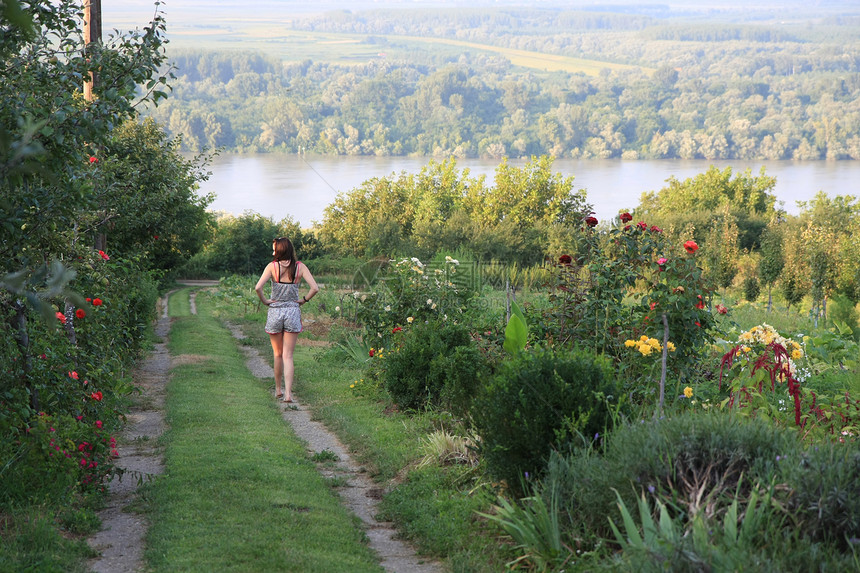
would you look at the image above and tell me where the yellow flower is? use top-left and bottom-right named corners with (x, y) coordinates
top-left (648, 338), bottom-right (661, 350)
top-left (792, 349), bottom-right (803, 360)
top-left (638, 344), bottom-right (653, 356)
top-left (741, 345), bottom-right (751, 353)
top-left (624, 339), bottom-right (636, 348)
top-left (639, 335), bottom-right (649, 342)
top-left (684, 386), bottom-right (693, 398)
top-left (667, 341), bottom-right (676, 352)
top-left (407, 316), bottom-right (414, 323)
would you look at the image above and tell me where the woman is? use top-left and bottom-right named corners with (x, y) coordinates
top-left (255, 237), bottom-right (319, 403)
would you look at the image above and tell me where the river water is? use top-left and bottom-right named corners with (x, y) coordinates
top-left (197, 154), bottom-right (860, 227)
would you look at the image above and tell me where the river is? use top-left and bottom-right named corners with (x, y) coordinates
top-left (197, 154), bottom-right (860, 227)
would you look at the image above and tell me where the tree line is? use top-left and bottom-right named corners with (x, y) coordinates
top-left (145, 6), bottom-right (860, 160)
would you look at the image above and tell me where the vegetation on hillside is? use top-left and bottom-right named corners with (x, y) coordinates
top-left (145, 6), bottom-right (860, 159)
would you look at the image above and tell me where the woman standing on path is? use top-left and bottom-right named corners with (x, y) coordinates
top-left (255, 237), bottom-right (319, 403)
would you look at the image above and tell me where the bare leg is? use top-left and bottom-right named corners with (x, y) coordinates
top-left (269, 332), bottom-right (284, 397)
top-left (283, 331), bottom-right (299, 402)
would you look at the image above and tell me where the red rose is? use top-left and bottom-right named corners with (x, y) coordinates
top-left (585, 216), bottom-right (598, 228)
top-left (637, 221), bottom-right (647, 230)
top-left (56, 311), bottom-right (66, 324)
top-left (98, 250), bottom-right (110, 260)
top-left (68, 371), bottom-right (78, 380)
top-left (89, 156), bottom-right (98, 164)
top-left (695, 295), bottom-right (705, 310)
top-left (623, 225), bottom-right (631, 231)
top-left (90, 391), bottom-right (103, 401)
top-left (369, 348), bottom-right (375, 357)
top-left (559, 254), bottom-right (572, 265)
top-left (620, 212), bottom-right (633, 223)
top-left (650, 225), bottom-right (662, 233)
top-left (716, 304), bottom-right (728, 315)
top-left (76, 308), bottom-right (85, 319)
top-left (392, 327), bottom-right (402, 333)
top-left (92, 298), bottom-right (103, 306)
top-left (95, 420), bottom-right (103, 429)
top-left (86, 297), bottom-right (91, 302)
top-left (684, 240), bottom-right (699, 254)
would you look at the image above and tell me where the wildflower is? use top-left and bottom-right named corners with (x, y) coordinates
top-left (585, 216), bottom-right (598, 227)
top-left (92, 298), bottom-right (103, 306)
top-left (335, 306), bottom-right (340, 312)
top-left (407, 316), bottom-right (414, 323)
top-left (684, 240), bottom-right (699, 254)
top-left (620, 212), bottom-right (633, 223)
top-left (76, 308), bottom-right (85, 319)
top-left (98, 250), bottom-right (110, 260)
top-left (384, 305), bottom-right (391, 312)
top-left (684, 386), bottom-right (693, 398)
top-left (426, 299), bottom-right (433, 305)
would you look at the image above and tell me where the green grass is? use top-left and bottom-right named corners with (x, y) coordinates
top-left (144, 290), bottom-right (382, 572)
top-left (0, 507), bottom-right (97, 573)
top-left (209, 289), bottom-right (511, 571)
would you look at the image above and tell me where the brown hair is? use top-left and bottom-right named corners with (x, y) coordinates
top-left (272, 237), bottom-right (297, 282)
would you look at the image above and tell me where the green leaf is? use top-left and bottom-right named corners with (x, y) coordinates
top-left (503, 313), bottom-right (527, 355)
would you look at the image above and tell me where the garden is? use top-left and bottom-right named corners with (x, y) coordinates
top-left (204, 188), bottom-right (860, 570)
top-left (4, 1), bottom-right (860, 570)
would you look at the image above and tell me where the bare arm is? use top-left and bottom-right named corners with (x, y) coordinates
top-left (298, 263), bottom-right (319, 305)
top-left (255, 263), bottom-right (274, 306)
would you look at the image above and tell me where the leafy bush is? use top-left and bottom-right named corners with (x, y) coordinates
top-left (381, 319), bottom-right (489, 415)
top-left (472, 346), bottom-right (618, 492)
top-left (743, 276), bottom-right (761, 302)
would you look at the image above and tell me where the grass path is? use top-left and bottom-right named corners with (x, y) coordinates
top-left (143, 288), bottom-right (382, 572)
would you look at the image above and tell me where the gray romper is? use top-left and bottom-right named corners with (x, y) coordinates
top-left (265, 261), bottom-right (303, 333)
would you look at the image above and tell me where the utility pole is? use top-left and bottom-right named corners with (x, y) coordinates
top-left (83, 0), bottom-right (102, 102)
top-left (83, 0), bottom-right (106, 253)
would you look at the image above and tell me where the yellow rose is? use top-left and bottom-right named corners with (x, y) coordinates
top-left (624, 339), bottom-right (636, 348)
top-left (684, 386), bottom-right (693, 398)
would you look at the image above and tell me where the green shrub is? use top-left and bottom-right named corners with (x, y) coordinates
top-left (743, 276), bottom-right (761, 302)
top-left (830, 293), bottom-right (860, 340)
top-left (472, 346), bottom-right (618, 493)
top-left (543, 410), bottom-right (798, 538)
top-left (381, 319), bottom-right (489, 415)
top-left (783, 442), bottom-right (860, 548)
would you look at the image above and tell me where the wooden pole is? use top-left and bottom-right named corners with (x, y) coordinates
top-left (83, 0), bottom-right (102, 102)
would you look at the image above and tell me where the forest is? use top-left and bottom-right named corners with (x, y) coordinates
top-left (144, 5), bottom-right (860, 160)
